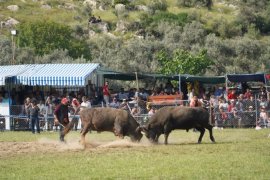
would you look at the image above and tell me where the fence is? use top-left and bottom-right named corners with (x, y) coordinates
top-left (3, 98), bottom-right (270, 131)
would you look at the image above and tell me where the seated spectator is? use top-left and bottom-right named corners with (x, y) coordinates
top-left (188, 88), bottom-right (195, 101)
top-left (164, 80), bottom-right (174, 95)
top-left (147, 104), bottom-right (156, 116)
top-left (218, 98), bottom-right (228, 112)
top-left (228, 89), bottom-right (237, 100)
top-left (189, 96), bottom-right (202, 107)
top-left (119, 99), bottom-right (129, 111)
top-left (89, 15), bottom-right (97, 23)
top-left (227, 99), bottom-right (237, 127)
top-left (215, 107), bottom-right (227, 130)
top-left (131, 104), bottom-right (141, 116)
top-left (214, 86), bottom-right (224, 98)
top-left (243, 88), bottom-right (252, 99)
top-left (258, 86), bottom-right (267, 100)
top-left (139, 88), bottom-right (149, 101)
top-left (80, 96), bottom-right (91, 110)
top-left (200, 94), bottom-right (210, 109)
top-left (109, 97), bottom-right (120, 109)
top-left (96, 16), bottom-right (102, 23)
top-left (245, 106), bottom-right (256, 128)
top-left (259, 96), bottom-right (268, 109)
top-left (257, 106), bottom-right (268, 129)
top-left (158, 90), bottom-right (167, 96)
top-left (244, 94), bottom-right (255, 111)
top-left (128, 88), bottom-right (136, 100)
top-left (117, 88), bottom-right (128, 101)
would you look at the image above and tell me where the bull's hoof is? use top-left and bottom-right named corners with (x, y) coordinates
top-left (60, 139), bottom-right (66, 143)
top-left (197, 141), bottom-right (202, 144)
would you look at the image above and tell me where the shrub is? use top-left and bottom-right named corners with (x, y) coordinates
top-left (113, 0), bottom-right (129, 6)
top-left (148, 0), bottom-right (167, 14)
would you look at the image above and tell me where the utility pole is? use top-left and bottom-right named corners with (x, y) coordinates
top-left (10, 29), bottom-right (16, 65)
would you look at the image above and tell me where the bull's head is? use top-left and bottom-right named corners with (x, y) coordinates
top-left (139, 125), bottom-right (157, 143)
top-left (130, 126), bottom-right (143, 142)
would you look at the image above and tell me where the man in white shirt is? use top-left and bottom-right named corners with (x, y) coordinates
top-left (80, 96), bottom-right (91, 110)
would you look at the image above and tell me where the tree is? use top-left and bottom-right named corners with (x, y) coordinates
top-left (0, 36), bottom-right (12, 65)
top-left (17, 21), bottom-right (91, 60)
top-left (156, 49), bottom-right (213, 75)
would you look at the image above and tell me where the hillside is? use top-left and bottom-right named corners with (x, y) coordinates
top-left (0, 0), bottom-right (269, 75)
top-left (0, 0), bottom-right (237, 36)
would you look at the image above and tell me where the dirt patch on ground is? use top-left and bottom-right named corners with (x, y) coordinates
top-left (0, 138), bottom-right (150, 157)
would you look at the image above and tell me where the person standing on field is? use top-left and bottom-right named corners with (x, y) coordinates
top-left (29, 99), bottom-right (40, 134)
top-left (102, 81), bottom-right (110, 107)
top-left (54, 97), bottom-right (70, 142)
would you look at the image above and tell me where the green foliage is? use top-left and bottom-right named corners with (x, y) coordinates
top-left (0, 36), bottom-right (12, 65)
top-left (17, 21), bottom-right (91, 60)
top-left (35, 49), bottom-right (73, 64)
top-left (150, 12), bottom-right (188, 26)
top-left (113, 0), bottom-right (130, 5)
top-left (209, 18), bottom-right (243, 38)
top-left (140, 12), bottom-right (189, 37)
top-left (156, 49), bottom-right (213, 75)
top-left (176, 0), bottom-right (213, 9)
top-left (18, 21), bottom-right (72, 55)
top-left (148, 0), bottom-right (168, 13)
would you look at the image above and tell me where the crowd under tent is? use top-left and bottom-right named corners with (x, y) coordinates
top-left (0, 63), bottom-right (101, 130)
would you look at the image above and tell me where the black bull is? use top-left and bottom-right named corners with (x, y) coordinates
top-left (79, 107), bottom-right (143, 147)
top-left (141, 106), bottom-right (216, 144)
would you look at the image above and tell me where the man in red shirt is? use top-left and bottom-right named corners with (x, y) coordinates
top-left (103, 81), bottom-right (110, 106)
top-left (228, 89), bottom-right (237, 100)
top-left (244, 88), bottom-right (252, 99)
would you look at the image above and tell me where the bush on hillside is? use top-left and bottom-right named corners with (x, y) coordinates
top-left (113, 0), bottom-right (129, 6)
top-left (176, 0), bottom-right (213, 9)
top-left (148, 0), bottom-right (167, 14)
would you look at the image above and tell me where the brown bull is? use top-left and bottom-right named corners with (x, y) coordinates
top-left (141, 106), bottom-right (215, 144)
top-left (79, 107), bottom-right (143, 147)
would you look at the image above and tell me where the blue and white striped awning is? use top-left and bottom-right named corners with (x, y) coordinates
top-left (17, 63), bottom-right (100, 86)
top-left (0, 65), bottom-right (34, 86)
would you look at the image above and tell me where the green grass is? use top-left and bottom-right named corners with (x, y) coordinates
top-left (0, 129), bottom-right (270, 179)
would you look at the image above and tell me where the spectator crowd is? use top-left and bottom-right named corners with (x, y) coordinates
top-left (1, 80), bottom-right (269, 132)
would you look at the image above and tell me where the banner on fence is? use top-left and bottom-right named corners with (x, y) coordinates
top-left (0, 102), bottom-right (10, 130)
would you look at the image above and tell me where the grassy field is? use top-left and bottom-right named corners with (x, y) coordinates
top-left (0, 129), bottom-right (270, 179)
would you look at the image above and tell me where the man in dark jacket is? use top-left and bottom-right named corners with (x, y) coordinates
top-left (54, 97), bottom-right (70, 142)
top-left (29, 99), bottom-right (40, 134)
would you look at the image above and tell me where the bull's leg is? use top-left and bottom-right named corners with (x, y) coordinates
top-left (114, 122), bottom-right (124, 139)
top-left (154, 133), bottom-right (161, 144)
top-left (164, 122), bottom-right (172, 145)
top-left (196, 127), bottom-right (205, 144)
top-left (80, 122), bottom-right (91, 148)
top-left (164, 133), bottom-right (170, 145)
top-left (206, 124), bottom-right (215, 143)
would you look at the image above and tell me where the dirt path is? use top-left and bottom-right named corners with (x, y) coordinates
top-left (0, 138), bottom-right (150, 157)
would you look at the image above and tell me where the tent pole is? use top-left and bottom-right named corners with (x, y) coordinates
top-left (225, 74), bottom-right (228, 100)
top-left (135, 72), bottom-right (139, 91)
top-left (178, 74), bottom-right (181, 93)
top-left (264, 73), bottom-right (269, 100)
